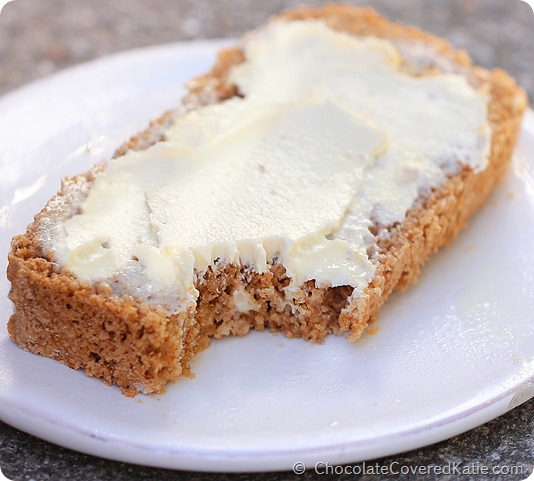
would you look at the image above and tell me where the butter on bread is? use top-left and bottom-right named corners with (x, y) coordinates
top-left (7, 5), bottom-right (528, 396)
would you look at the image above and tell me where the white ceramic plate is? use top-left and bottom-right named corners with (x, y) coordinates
top-left (0, 41), bottom-right (533, 473)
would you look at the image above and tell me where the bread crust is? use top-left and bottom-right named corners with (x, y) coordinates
top-left (7, 5), bottom-right (528, 396)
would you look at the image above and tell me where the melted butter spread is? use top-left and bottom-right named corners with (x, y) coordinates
top-left (53, 21), bottom-right (491, 310)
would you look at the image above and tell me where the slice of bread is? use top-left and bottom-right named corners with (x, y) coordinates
top-left (7, 5), bottom-right (528, 396)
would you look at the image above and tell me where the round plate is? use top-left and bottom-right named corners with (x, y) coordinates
top-left (0, 41), bottom-right (533, 473)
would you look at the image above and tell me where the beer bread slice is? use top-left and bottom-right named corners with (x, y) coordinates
top-left (7, 5), bottom-right (528, 396)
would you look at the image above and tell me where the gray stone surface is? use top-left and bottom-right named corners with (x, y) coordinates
top-left (1, 0), bottom-right (533, 99)
top-left (0, 0), bottom-right (533, 479)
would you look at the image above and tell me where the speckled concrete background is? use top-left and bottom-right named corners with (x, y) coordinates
top-left (1, 0), bottom-right (533, 99)
top-left (0, 0), bottom-right (533, 480)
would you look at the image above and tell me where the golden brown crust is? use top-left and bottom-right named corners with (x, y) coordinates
top-left (7, 5), bottom-right (528, 396)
